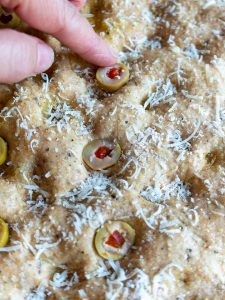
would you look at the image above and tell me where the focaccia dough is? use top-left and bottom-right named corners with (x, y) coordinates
top-left (0, 1), bottom-right (225, 299)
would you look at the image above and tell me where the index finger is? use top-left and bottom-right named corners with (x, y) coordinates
top-left (69, 0), bottom-right (87, 10)
top-left (0, 0), bottom-right (116, 66)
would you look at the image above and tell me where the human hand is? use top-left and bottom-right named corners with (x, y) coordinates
top-left (0, 0), bottom-right (117, 84)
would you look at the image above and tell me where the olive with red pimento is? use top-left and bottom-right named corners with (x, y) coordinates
top-left (0, 218), bottom-right (9, 248)
top-left (94, 221), bottom-right (135, 260)
top-left (82, 139), bottom-right (121, 171)
top-left (96, 63), bottom-right (129, 92)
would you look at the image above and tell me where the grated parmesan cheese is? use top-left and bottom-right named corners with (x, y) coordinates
top-left (165, 120), bottom-right (201, 149)
top-left (144, 79), bottom-right (177, 109)
top-left (35, 239), bottom-right (61, 260)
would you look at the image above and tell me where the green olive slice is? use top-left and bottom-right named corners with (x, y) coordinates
top-left (95, 221), bottom-right (135, 260)
top-left (96, 63), bottom-right (129, 92)
top-left (0, 218), bottom-right (9, 248)
top-left (0, 7), bottom-right (21, 29)
top-left (82, 139), bottom-right (121, 171)
top-left (0, 137), bottom-right (7, 165)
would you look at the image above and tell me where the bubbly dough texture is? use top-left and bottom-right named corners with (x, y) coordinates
top-left (0, 0), bottom-right (225, 299)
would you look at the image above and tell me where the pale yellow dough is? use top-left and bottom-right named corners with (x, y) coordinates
top-left (0, 0), bottom-right (225, 299)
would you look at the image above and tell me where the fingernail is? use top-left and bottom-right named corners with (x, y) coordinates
top-left (107, 46), bottom-right (117, 58)
top-left (36, 43), bottom-right (54, 73)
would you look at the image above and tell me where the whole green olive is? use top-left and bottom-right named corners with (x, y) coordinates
top-left (0, 7), bottom-right (21, 29)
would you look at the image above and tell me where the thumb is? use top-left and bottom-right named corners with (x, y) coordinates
top-left (0, 29), bottom-right (54, 84)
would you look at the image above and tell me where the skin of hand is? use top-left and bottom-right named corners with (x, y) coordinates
top-left (0, 0), bottom-right (117, 84)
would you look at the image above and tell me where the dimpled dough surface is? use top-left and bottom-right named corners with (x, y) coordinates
top-left (0, 0), bottom-right (225, 299)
